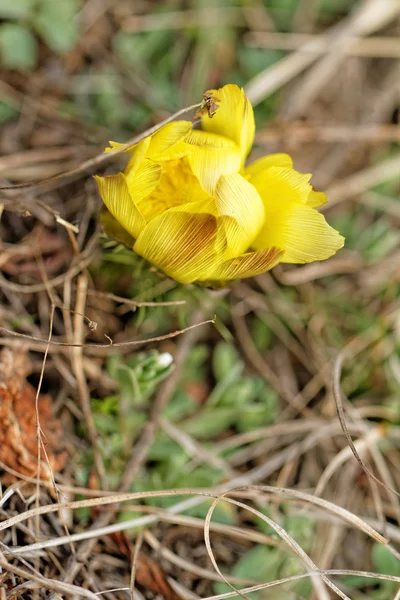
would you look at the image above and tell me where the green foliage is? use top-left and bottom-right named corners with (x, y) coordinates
top-left (0, 0), bottom-right (79, 72)
top-left (214, 545), bottom-right (284, 598)
top-left (0, 99), bottom-right (19, 122)
top-left (80, 350), bottom-right (173, 487)
top-left (181, 342), bottom-right (278, 438)
top-left (33, 0), bottom-right (79, 53)
top-left (213, 543), bottom-right (312, 599)
top-left (0, 0), bottom-right (33, 19)
top-left (79, 338), bottom-right (279, 523)
top-left (213, 341), bottom-right (240, 382)
top-left (89, 72), bottom-right (126, 129)
top-left (341, 543), bottom-right (400, 598)
top-left (213, 515), bottom-right (317, 598)
top-left (0, 23), bottom-right (37, 70)
top-left (113, 29), bottom-right (180, 112)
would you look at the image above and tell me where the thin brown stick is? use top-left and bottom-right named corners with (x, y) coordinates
top-left (245, 0), bottom-right (400, 106)
top-left (333, 354), bottom-right (400, 498)
top-left (247, 32), bottom-right (400, 59)
top-left (130, 531), bottom-right (143, 600)
top-left (0, 318), bottom-right (215, 349)
top-left (0, 103), bottom-right (201, 191)
top-left (0, 486), bottom-right (386, 546)
top-left (85, 288), bottom-right (186, 309)
top-left (143, 529), bottom-right (257, 585)
top-left (0, 558), bottom-right (100, 600)
top-left (205, 493), bottom-right (339, 599)
top-left (72, 274), bottom-right (107, 486)
top-left (0, 229), bottom-right (98, 294)
top-left (323, 154), bottom-right (400, 208)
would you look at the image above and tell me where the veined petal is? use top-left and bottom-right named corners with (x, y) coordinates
top-left (207, 247), bottom-right (283, 283)
top-left (99, 206), bottom-right (135, 248)
top-left (125, 138), bottom-right (151, 173)
top-left (125, 158), bottom-right (162, 206)
top-left (133, 212), bottom-right (226, 284)
top-left (307, 188), bottom-right (328, 208)
top-left (187, 143), bottom-right (242, 195)
top-left (167, 196), bottom-right (218, 215)
top-left (201, 84), bottom-right (255, 161)
top-left (185, 129), bottom-right (238, 149)
top-left (249, 166), bottom-right (312, 209)
top-left (147, 121), bottom-right (192, 159)
top-left (104, 122), bottom-right (193, 162)
top-left (137, 157), bottom-right (209, 219)
top-left (95, 173), bottom-right (146, 240)
top-left (245, 153), bottom-right (293, 180)
top-left (252, 203), bottom-right (344, 264)
top-left (104, 138), bottom-right (150, 159)
top-left (215, 174), bottom-right (264, 259)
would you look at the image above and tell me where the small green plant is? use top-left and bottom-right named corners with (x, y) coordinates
top-left (79, 349), bottom-right (174, 489)
top-left (213, 514), bottom-right (315, 599)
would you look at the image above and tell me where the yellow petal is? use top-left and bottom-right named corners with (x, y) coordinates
top-left (252, 202), bottom-right (344, 263)
top-left (99, 206), bottom-right (135, 248)
top-left (133, 211), bottom-right (226, 284)
top-left (245, 153), bottom-right (293, 180)
top-left (208, 247), bottom-right (283, 282)
top-left (201, 84), bottom-right (255, 161)
top-left (215, 174), bottom-right (264, 259)
top-left (147, 121), bottom-right (192, 159)
top-left (184, 129), bottom-right (238, 150)
top-left (249, 166), bottom-right (312, 208)
top-left (94, 173), bottom-right (146, 240)
top-left (186, 132), bottom-right (242, 194)
top-left (167, 196), bottom-right (218, 216)
top-left (125, 158), bottom-right (162, 205)
top-left (137, 157), bottom-right (209, 220)
top-left (104, 140), bottom-right (125, 153)
top-left (307, 187), bottom-right (328, 208)
top-left (104, 122), bottom-right (193, 162)
top-left (125, 138), bottom-right (151, 173)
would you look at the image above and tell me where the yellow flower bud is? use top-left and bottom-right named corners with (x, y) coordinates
top-left (95, 84), bottom-right (344, 285)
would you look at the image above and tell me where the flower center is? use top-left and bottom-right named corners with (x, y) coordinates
top-left (137, 157), bottom-right (208, 220)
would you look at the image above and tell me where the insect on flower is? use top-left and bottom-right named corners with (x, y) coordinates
top-left (95, 84), bottom-right (344, 286)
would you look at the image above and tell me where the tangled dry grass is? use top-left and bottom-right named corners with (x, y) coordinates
top-left (1, 0), bottom-right (400, 598)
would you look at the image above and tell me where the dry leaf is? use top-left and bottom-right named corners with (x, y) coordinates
top-left (110, 531), bottom-right (182, 600)
top-left (0, 347), bottom-right (67, 483)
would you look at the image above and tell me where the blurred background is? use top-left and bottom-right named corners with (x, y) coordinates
top-left (1, 1), bottom-right (400, 599)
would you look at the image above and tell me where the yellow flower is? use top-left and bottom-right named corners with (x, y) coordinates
top-left (95, 84), bottom-right (344, 285)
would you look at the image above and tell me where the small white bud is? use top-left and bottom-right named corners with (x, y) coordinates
top-left (157, 352), bottom-right (173, 368)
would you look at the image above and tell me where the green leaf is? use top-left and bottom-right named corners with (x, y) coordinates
top-left (372, 543), bottom-right (400, 577)
top-left (163, 391), bottom-right (196, 422)
top-left (113, 30), bottom-right (174, 66)
top-left (0, 100), bottom-right (19, 123)
top-left (250, 317), bottom-right (273, 351)
top-left (34, 0), bottom-right (79, 53)
top-left (236, 403), bottom-right (274, 432)
top-left (284, 515), bottom-right (315, 552)
top-left (0, 0), bottom-right (33, 18)
top-left (0, 23), bottom-right (37, 70)
top-left (280, 556), bottom-right (312, 598)
top-left (234, 546), bottom-right (283, 580)
top-left (213, 342), bottom-right (241, 382)
top-left (213, 545), bottom-right (284, 598)
top-left (238, 46), bottom-right (283, 79)
top-left (182, 407), bottom-right (240, 438)
top-left (190, 498), bottom-right (237, 525)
